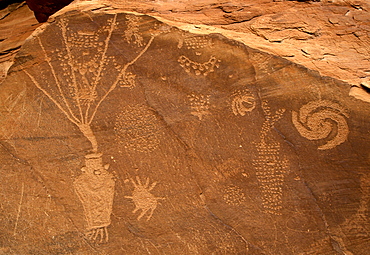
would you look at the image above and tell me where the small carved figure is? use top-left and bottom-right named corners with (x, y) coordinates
top-left (125, 176), bottom-right (164, 221)
top-left (188, 93), bottom-right (211, 120)
top-left (231, 89), bottom-right (256, 116)
top-left (74, 153), bottom-right (115, 243)
top-left (178, 55), bottom-right (220, 76)
top-left (292, 100), bottom-right (349, 150)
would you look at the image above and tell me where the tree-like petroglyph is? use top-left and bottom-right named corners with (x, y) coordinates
top-left (114, 104), bottom-right (164, 152)
top-left (292, 100), bottom-right (349, 150)
top-left (253, 101), bottom-right (288, 215)
top-left (23, 14), bottom-right (157, 242)
top-left (231, 89), bottom-right (256, 116)
top-left (188, 93), bottom-right (211, 120)
top-left (178, 55), bottom-right (220, 76)
top-left (125, 176), bottom-right (164, 221)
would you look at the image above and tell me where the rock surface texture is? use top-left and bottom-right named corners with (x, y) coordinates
top-left (0, 1), bottom-right (370, 255)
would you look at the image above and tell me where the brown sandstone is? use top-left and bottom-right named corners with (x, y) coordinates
top-left (0, 1), bottom-right (369, 254)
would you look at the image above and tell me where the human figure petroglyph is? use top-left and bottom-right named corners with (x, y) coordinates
top-left (74, 153), bottom-right (115, 243)
top-left (231, 89), bottom-right (256, 116)
top-left (253, 101), bottom-right (288, 215)
top-left (188, 93), bottom-right (211, 120)
top-left (23, 13), bottom-right (158, 242)
top-left (292, 100), bottom-right (349, 150)
top-left (125, 176), bottom-right (164, 221)
top-left (178, 55), bottom-right (220, 76)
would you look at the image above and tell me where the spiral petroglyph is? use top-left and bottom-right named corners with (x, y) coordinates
top-left (292, 100), bottom-right (349, 150)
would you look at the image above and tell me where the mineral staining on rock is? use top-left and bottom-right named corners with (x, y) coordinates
top-left (1, 7), bottom-right (370, 255)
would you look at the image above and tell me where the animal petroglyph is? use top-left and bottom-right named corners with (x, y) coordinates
top-left (125, 176), bottom-right (164, 221)
top-left (292, 100), bottom-right (349, 150)
top-left (178, 55), bottom-right (220, 76)
top-left (114, 104), bottom-right (163, 152)
top-left (74, 153), bottom-right (115, 243)
top-left (253, 101), bottom-right (288, 215)
top-left (23, 14), bottom-right (158, 242)
top-left (188, 93), bottom-right (211, 120)
top-left (231, 89), bottom-right (256, 116)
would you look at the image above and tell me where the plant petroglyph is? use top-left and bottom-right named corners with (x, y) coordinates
top-left (292, 100), bottom-right (349, 150)
top-left (188, 93), bottom-right (211, 120)
top-left (253, 101), bottom-right (288, 215)
top-left (231, 89), bottom-right (256, 116)
top-left (125, 176), bottom-right (164, 221)
top-left (23, 14), bottom-right (157, 242)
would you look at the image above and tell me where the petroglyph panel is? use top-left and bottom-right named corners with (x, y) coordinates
top-left (1, 7), bottom-right (370, 255)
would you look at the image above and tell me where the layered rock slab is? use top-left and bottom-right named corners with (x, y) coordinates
top-left (0, 9), bottom-right (369, 254)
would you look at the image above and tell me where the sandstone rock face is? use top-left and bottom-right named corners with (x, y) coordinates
top-left (0, 5), bottom-right (370, 255)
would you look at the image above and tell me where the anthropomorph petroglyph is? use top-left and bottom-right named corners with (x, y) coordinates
top-left (231, 89), bottom-right (256, 116)
top-left (74, 153), bottom-right (115, 243)
top-left (178, 55), bottom-right (220, 76)
top-left (125, 176), bottom-right (164, 221)
top-left (23, 14), bottom-right (157, 242)
top-left (253, 101), bottom-right (288, 215)
top-left (292, 100), bottom-right (349, 150)
top-left (188, 93), bottom-right (211, 121)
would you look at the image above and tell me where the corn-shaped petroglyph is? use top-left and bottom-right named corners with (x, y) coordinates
top-left (178, 55), bottom-right (220, 76)
top-left (114, 104), bottom-right (163, 152)
top-left (73, 153), bottom-right (115, 243)
top-left (253, 101), bottom-right (288, 215)
top-left (231, 89), bottom-right (256, 116)
top-left (125, 176), bottom-right (164, 221)
top-left (188, 93), bottom-right (211, 120)
top-left (292, 100), bottom-right (349, 150)
top-left (124, 15), bottom-right (144, 47)
top-left (23, 14), bottom-right (158, 242)
top-left (223, 185), bottom-right (246, 205)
